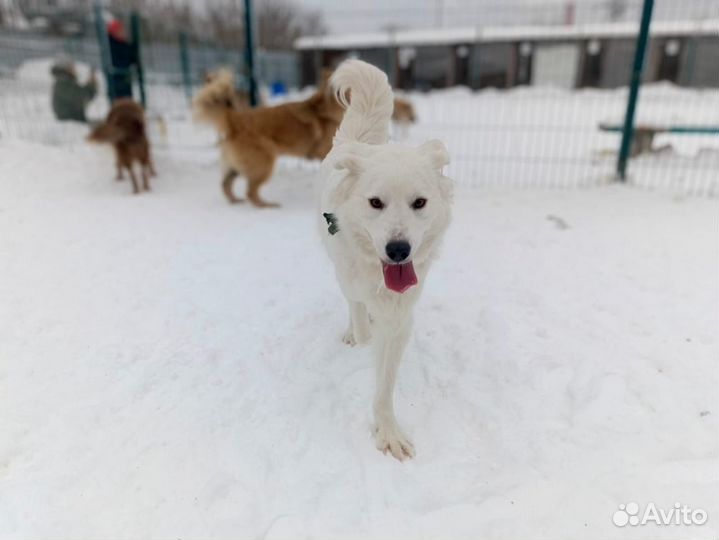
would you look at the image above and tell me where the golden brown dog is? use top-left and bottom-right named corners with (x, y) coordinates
top-left (392, 96), bottom-right (416, 124)
top-left (202, 70), bottom-right (252, 110)
top-left (87, 99), bottom-right (155, 194)
top-left (193, 69), bottom-right (344, 207)
top-left (392, 96), bottom-right (417, 140)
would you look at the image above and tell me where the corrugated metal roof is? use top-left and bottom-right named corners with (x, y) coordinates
top-left (295, 19), bottom-right (719, 50)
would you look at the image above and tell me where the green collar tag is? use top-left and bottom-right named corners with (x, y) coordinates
top-left (323, 213), bottom-right (339, 235)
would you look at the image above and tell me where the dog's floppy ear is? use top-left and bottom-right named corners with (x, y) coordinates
top-left (329, 154), bottom-right (363, 206)
top-left (419, 139), bottom-right (449, 171)
top-left (333, 154), bottom-right (362, 176)
top-left (438, 173), bottom-right (453, 203)
top-left (418, 140), bottom-right (453, 202)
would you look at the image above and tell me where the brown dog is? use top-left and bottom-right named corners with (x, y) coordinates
top-left (392, 97), bottom-right (416, 124)
top-left (392, 96), bottom-right (417, 140)
top-left (87, 99), bottom-right (155, 194)
top-left (203, 70), bottom-right (252, 110)
top-left (193, 69), bottom-right (344, 207)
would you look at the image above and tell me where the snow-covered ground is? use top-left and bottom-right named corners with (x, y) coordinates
top-left (1, 58), bottom-right (718, 538)
top-left (0, 136), bottom-right (717, 538)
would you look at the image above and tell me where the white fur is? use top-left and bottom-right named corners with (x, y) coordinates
top-left (319, 60), bottom-right (453, 461)
top-left (330, 60), bottom-right (394, 146)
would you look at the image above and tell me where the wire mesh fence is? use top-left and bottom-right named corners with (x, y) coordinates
top-left (391, 51), bottom-right (719, 194)
top-left (0, 0), bottom-right (717, 195)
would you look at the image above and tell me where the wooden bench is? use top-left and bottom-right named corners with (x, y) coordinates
top-left (599, 123), bottom-right (719, 157)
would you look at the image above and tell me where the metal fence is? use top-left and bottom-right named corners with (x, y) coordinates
top-left (0, 21), bottom-right (298, 140)
top-left (295, 0), bottom-right (719, 195)
top-left (0, 0), bottom-right (717, 196)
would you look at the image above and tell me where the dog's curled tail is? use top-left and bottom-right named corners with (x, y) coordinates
top-left (330, 59), bottom-right (394, 146)
top-left (192, 68), bottom-right (236, 134)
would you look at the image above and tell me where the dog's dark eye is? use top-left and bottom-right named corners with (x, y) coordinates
top-left (412, 198), bottom-right (427, 209)
top-left (369, 198), bottom-right (384, 209)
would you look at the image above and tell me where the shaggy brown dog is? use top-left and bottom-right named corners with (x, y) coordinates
top-left (203, 70), bottom-right (252, 110)
top-left (392, 96), bottom-right (416, 124)
top-left (87, 99), bottom-right (155, 194)
top-left (193, 69), bottom-right (344, 207)
top-left (390, 96), bottom-right (417, 139)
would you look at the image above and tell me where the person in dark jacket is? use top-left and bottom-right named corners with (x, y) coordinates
top-left (107, 19), bottom-right (135, 100)
top-left (51, 60), bottom-right (97, 123)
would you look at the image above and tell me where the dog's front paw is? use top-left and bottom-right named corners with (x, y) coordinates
top-left (354, 326), bottom-right (371, 346)
top-left (342, 329), bottom-right (357, 346)
top-left (342, 329), bottom-right (371, 347)
top-left (374, 422), bottom-right (415, 461)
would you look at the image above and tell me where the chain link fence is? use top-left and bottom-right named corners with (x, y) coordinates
top-left (0, 0), bottom-right (717, 195)
top-left (0, 4), bottom-right (298, 145)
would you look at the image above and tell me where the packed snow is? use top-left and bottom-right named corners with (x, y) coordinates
top-left (1, 136), bottom-right (717, 538)
top-left (0, 58), bottom-right (718, 539)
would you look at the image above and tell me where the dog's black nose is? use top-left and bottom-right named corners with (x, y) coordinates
top-left (385, 240), bottom-right (411, 262)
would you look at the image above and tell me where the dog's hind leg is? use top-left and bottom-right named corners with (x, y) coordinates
top-left (372, 315), bottom-right (415, 461)
top-left (148, 156), bottom-right (157, 177)
top-left (141, 151), bottom-right (157, 178)
top-left (222, 169), bottom-right (244, 204)
top-left (126, 165), bottom-right (140, 194)
top-left (141, 163), bottom-right (150, 191)
top-left (115, 157), bottom-right (124, 181)
top-left (342, 301), bottom-right (371, 346)
top-left (246, 161), bottom-right (279, 208)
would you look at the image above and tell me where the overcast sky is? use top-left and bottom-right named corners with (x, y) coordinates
top-left (293, 0), bottom-right (718, 34)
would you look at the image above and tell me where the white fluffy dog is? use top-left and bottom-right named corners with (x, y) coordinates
top-left (318, 60), bottom-right (453, 460)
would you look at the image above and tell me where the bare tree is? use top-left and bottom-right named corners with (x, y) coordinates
top-left (608, 0), bottom-right (628, 21)
top-left (106, 0), bottom-right (199, 42)
top-left (82, 0), bottom-right (323, 48)
top-left (256, 0), bottom-right (325, 50)
top-left (203, 0), bottom-right (244, 48)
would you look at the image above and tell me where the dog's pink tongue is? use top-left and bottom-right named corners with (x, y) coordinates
top-left (382, 262), bottom-right (418, 293)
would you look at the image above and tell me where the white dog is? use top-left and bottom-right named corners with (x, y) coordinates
top-left (318, 60), bottom-right (453, 461)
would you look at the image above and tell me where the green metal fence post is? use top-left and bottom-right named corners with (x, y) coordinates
top-left (243, 0), bottom-right (259, 107)
top-left (179, 31), bottom-right (192, 101)
top-left (130, 12), bottom-right (146, 108)
top-left (616, 0), bottom-right (654, 181)
top-left (93, 2), bottom-right (115, 101)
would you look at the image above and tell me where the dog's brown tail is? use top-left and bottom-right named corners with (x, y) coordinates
top-left (193, 68), bottom-right (238, 137)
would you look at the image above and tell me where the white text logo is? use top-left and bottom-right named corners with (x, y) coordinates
top-left (612, 502), bottom-right (708, 527)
